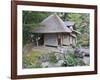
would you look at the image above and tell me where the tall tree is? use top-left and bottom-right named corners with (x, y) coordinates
top-left (22, 11), bottom-right (51, 45)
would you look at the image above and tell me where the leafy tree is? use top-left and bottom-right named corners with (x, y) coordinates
top-left (60, 13), bottom-right (90, 47)
top-left (23, 11), bottom-right (50, 45)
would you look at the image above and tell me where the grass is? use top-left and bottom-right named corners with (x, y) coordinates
top-left (23, 51), bottom-right (45, 68)
top-left (23, 51), bottom-right (58, 68)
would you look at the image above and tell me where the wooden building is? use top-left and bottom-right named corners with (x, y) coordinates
top-left (32, 14), bottom-right (80, 47)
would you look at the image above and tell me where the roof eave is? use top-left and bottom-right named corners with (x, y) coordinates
top-left (73, 30), bottom-right (81, 34)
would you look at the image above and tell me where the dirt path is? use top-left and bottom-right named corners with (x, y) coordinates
top-left (32, 46), bottom-right (57, 53)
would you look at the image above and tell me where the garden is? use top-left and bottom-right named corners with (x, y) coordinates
top-left (22, 45), bottom-right (89, 68)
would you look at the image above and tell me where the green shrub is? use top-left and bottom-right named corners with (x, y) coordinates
top-left (63, 55), bottom-right (75, 66)
top-left (78, 33), bottom-right (89, 47)
top-left (62, 50), bottom-right (85, 67)
top-left (48, 52), bottom-right (57, 63)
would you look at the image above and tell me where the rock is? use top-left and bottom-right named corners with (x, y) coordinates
top-left (40, 55), bottom-right (49, 62)
top-left (56, 60), bottom-right (64, 66)
top-left (41, 62), bottom-right (50, 68)
top-left (83, 56), bottom-right (90, 65)
top-left (74, 48), bottom-right (80, 54)
top-left (81, 52), bottom-right (89, 57)
top-left (55, 53), bottom-right (66, 60)
top-left (84, 53), bottom-right (90, 57)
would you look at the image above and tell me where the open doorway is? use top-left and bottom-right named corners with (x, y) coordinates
top-left (38, 34), bottom-right (44, 46)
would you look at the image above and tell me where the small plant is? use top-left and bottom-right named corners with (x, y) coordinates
top-left (62, 50), bottom-right (85, 67)
top-left (48, 52), bottom-right (57, 63)
top-left (63, 55), bottom-right (75, 66)
top-left (63, 52), bottom-right (76, 66)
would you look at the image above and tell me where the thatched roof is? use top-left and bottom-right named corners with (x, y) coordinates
top-left (32, 14), bottom-right (72, 33)
top-left (73, 30), bottom-right (81, 34)
top-left (64, 21), bottom-right (80, 34)
top-left (70, 33), bottom-right (77, 38)
top-left (64, 21), bottom-right (75, 26)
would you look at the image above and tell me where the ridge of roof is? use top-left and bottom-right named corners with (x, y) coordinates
top-left (32, 14), bottom-right (75, 33)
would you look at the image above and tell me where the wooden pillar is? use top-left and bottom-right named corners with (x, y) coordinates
top-left (61, 34), bottom-right (63, 46)
top-left (43, 34), bottom-right (45, 47)
top-left (36, 34), bottom-right (39, 47)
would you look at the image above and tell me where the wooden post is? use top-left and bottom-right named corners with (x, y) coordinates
top-left (36, 39), bottom-right (38, 46)
top-left (36, 34), bottom-right (39, 47)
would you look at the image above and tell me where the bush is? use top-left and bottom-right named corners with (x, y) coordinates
top-left (78, 33), bottom-right (89, 47)
top-left (62, 51), bottom-right (85, 67)
top-left (48, 52), bottom-right (57, 63)
top-left (63, 54), bottom-right (76, 66)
